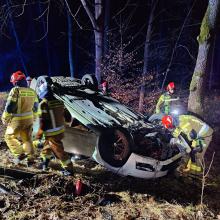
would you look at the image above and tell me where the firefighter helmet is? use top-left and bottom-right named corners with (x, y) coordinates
top-left (26, 76), bottom-right (32, 82)
top-left (37, 81), bottom-right (48, 99)
top-left (36, 76), bottom-right (53, 99)
top-left (10, 71), bottom-right (26, 85)
top-left (162, 115), bottom-right (174, 129)
top-left (166, 82), bottom-right (175, 91)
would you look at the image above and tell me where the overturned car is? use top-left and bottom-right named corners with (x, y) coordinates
top-left (31, 75), bottom-right (188, 179)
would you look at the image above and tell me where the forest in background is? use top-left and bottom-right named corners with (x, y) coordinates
top-left (0, 0), bottom-right (219, 87)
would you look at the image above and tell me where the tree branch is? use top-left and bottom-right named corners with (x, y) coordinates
top-left (15, 0), bottom-right (27, 17)
top-left (64, 0), bottom-right (83, 29)
top-left (161, 0), bottom-right (197, 89)
top-left (35, 0), bottom-right (50, 42)
top-left (80, 0), bottom-right (98, 30)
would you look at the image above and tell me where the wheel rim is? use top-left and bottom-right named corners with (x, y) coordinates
top-left (112, 130), bottom-right (130, 161)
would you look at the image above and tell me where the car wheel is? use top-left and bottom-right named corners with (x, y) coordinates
top-left (98, 128), bottom-right (132, 167)
top-left (81, 74), bottom-right (98, 90)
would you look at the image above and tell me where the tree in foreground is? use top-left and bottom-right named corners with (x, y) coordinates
top-left (80, 0), bottom-right (104, 84)
top-left (188, 0), bottom-right (220, 116)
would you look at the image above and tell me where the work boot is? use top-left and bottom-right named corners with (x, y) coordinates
top-left (13, 157), bottom-right (21, 166)
top-left (39, 158), bottom-right (50, 171)
top-left (60, 168), bottom-right (74, 176)
top-left (25, 158), bottom-right (35, 168)
top-left (13, 154), bottom-right (27, 166)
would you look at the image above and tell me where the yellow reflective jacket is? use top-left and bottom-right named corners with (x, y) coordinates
top-left (155, 92), bottom-right (172, 114)
top-left (39, 98), bottom-right (65, 137)
top-left (2, 87), bottom-right (39, 123)
top-left (172, 115), bottom-right (213, 141)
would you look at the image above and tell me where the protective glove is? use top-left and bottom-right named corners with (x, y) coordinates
top-left (192, 140), bottom-right (197, 148)
top-left (192, 145), bottom-right (203, 154)
top-left (1, 118), bottom-right (7, 125)
top-left (1, 112), bottom-right (10, 124)
top-left (1, 116), bottom-right (11, 125)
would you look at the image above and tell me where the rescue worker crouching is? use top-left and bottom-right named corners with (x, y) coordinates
top-left (36, 80), bottom-right (73, 176)
top-left (149, 82), bottom-right (179, 122)
top-left (161, 115), bottom-right (213, 176)
top-left (1, 71), bottom-right (39, 166)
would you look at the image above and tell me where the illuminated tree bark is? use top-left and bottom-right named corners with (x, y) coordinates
top-left (67, 11), bottom-right (74, 78)
top-left (138, 0), bottom-right (158, 113)
top-left (80, 0), bottom-right (104, 84)
top-left (188, 0), bottom-right (220, 116)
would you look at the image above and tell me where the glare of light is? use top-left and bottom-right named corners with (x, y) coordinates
top-left (171, 109), bottom-right (179, 115)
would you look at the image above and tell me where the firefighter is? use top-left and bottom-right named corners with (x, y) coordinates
top-left (1, 71), bottom-right (39, 166)
top-left (101, 79), bottom-right (108, 95)
top-left (36, 79), bottom-right (73, 175)
top-left (148, 82), bottom-right (179, 122)
top-left (161, 114), bottom-right (213, 175)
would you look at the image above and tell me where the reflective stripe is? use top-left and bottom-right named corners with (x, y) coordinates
top-left (45, 128), bottom-right (65, 136)
top-left (12, 115), bottom-right (33, 120)
top-left (191, 118), bottom-right (203, 125)
top-left (12, 111), bottom-right (32, 117)
top-left (49, 110), bottom-right (56, 128)
top-left (198, 124), bottom-right (209, 137)
top-left (45, 126), bottom-right (65, 133)
top-left (2, 111), bottom-right (11, 118)
top-left (181, 122), bottom-right (191, 130)
top-left (20, 91), bottom-right (35, 97)
top-left (190, 163), bottom-right (202, 172)
top-left (48, 100), bottom-right (63, 108)
top-left (41, 110), bottom-right (48, 113)
top-left (18, 89), bottom-right (21, 114)
top-left (60, 159), bottom-right (71, 168)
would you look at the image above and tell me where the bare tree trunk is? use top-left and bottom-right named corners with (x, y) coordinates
top-left (103, 0), bottom-right (110, 56)
top-left (94, 31), bottom-right (103, 83)
top-left (80, 0), bottom-right (104, 84)
top-left (67, 11), bottom-right (74, 78)
top-left (7, 0), bottom-right (28, 75)
top-left (94, 0), bottom-right (104, 83)
top-left (188, 0), bottom-right (220, 116)
top-left (138, 0), bottom-right (157, 113)
top-left (209, 34), bottom-right (216, 90)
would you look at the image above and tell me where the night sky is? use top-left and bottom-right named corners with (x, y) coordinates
top-left (0, 0), bottom-right (219, 91)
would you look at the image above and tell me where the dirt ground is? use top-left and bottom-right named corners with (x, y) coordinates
top-left (0, 91), bottom-right (220, 220)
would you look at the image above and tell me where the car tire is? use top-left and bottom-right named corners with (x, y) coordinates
top-left (97, 128), bottom-right (132, 167)
top-left (81, 74), bottom-right (98, 90)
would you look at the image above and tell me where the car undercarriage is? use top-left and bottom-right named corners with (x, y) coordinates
top-left (31, 75), bottom-right (186, 179)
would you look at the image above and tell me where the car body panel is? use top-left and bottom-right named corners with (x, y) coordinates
top-left (63, 127), bottom-right (97, 157)
top-left (31, 76), bottom-right (185, 179)
top-left (92, 150), bottom-right (182, 179)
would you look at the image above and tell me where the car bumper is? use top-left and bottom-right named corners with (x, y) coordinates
top-left (93, 150), bottom-right (182, 179)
